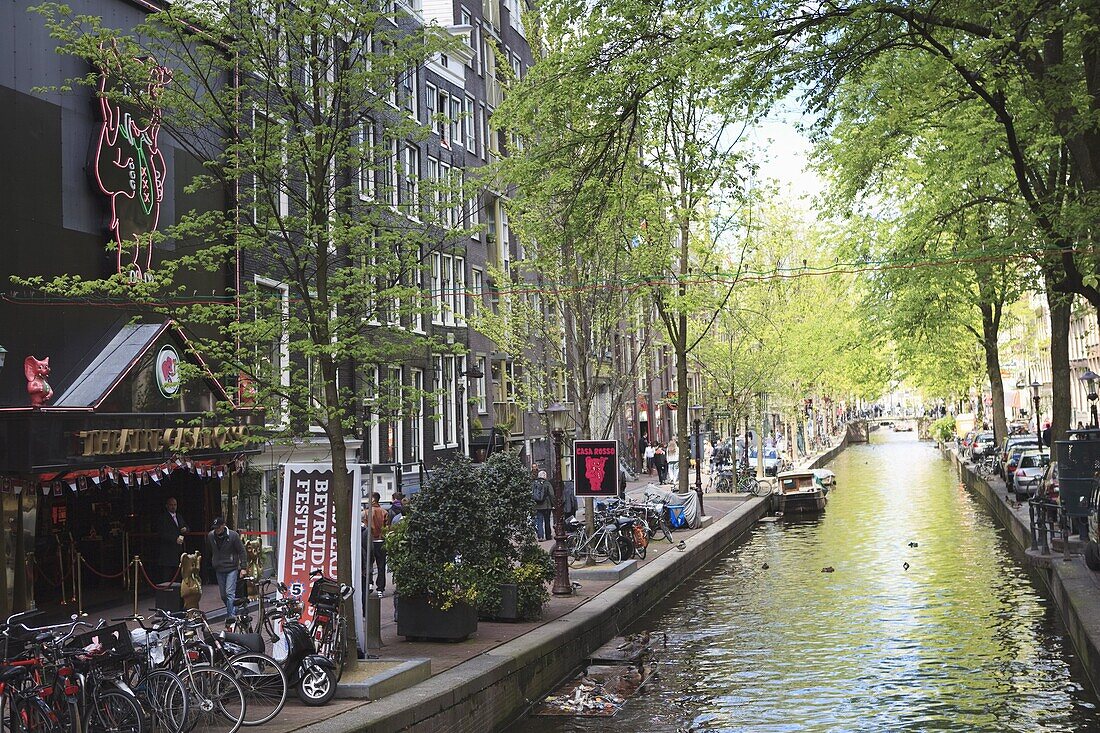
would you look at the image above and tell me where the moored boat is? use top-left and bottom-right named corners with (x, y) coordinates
top-left (777, 470), bottom-right (827, 514)
top-left (811, 468), bottom-right (836, 490)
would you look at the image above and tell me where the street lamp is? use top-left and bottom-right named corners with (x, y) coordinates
top-left (1081, 370), bottom-right (1099, 429)
top-left (1031, 380), bottom-right (1043, 452)
top-left (543, 402), bottom-right (573, 596)
top-left (690, 404), bottom-right (705, 517)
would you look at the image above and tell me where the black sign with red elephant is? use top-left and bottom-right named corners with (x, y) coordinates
top-left (574, 440), bottom-right (619, 498)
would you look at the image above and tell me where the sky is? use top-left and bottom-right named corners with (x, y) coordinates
top-left (748, 98), bottom-right (826, 217)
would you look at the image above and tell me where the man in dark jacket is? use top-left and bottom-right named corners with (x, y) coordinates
top-left (156, 497), bottom-right (188, 583)
top-left (206, 518), bottom-right (246, 620)
top-left (532, 471), bottom-right (553, 540)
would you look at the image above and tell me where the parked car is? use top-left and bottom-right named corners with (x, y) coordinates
top-left (961, 430), bottom-right (978, 454)
top-left (999, 435), bottom-right (1039, 477)
top-left (1004, 441), bottom-right (1042, 485)
top-left (749, 448), bottom-right (782, 477)
top-left (1012, 450), bottom-right (1050, 500)
top-left (971, 432), bottom-right (996, 461)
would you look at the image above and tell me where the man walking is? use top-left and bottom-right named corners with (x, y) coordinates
top-left (206, 518), bottom-right (247, 623)
top-left (365, 493), bottom-right (388, 596)
top-left (156, 497), bottom-right (188, 583)
top-left (532, 470), bottom-right (552, 541)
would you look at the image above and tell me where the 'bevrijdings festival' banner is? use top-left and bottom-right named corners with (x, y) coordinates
top-left (278, 465), bottom-right (363, 646)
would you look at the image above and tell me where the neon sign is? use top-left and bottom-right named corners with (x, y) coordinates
top-left (93, 52), bottom-right (171, 282)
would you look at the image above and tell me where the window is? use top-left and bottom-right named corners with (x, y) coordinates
top-left (358, 122), bottom-right (375, 200)
top-left (426, 156), bottom-right (439, 218)
top-left (410, 369), bottom-right (423, 461)
top-left (470, 268), bottom-right (484, 316)
top-left (252, 110), bottom-right (288, 223)
top-left (433, 354), bottom-right (459, 448)
top-left (425, 82), bottom-right (437, 129)
top-left (401, 65), bottom-right (417, 119)
top-left (483, 0), bottom-right (500, 30)
top-left (385, 138), bottom-right (399, 207)
top-left (440, 161), bottom-right (453, 227)
top-left (438, 88), bottom-right (451, 146)
top-left (307, 355), bottom-right (326, 430)
top-left (464, 97), bottom-right (477, 152)
top-left (255, 278), bottom-right (289, 426)
top-left (430, 252), bottom-right (443, 324)
top-left (401, 144), bottom-right (419, 213)
top-left (454, 255), bottom-right (466, 325)
top-left (475, 355), bottom-right (488, 413)
top-left (441, 253), bottom-right (455, 325)
top-left (461, 11), bottom-right (478, 72)
top-left (412, 251), bottom-right (425, 333)
top-left (450, 96), bottom-right (462, 148)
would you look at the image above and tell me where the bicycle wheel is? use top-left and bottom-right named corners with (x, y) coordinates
top-left (590, 531), bottom-right (611, 563)
top-left (632, 534), bottom-right (646, 560)
top-left (227, 653), bottom-right (287, 727)
top-left (11, 698), bottom-right (54, 733)
top-left (88, 689), bottom-right (145, 733)
top-left (608, 534), bottom-right (627, 564)
top-left (181, 667), bottom-right (246, 733)
top-left (331, 618), bottom-right (348, 680)
top-left (567, 531), bottom-right (589, 567)
top-left (141, 670), bottom-right (189, 733)
top-left (751, 479), bottom-right (771, 497)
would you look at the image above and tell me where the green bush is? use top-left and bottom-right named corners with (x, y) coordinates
top-left (386, 450), bottom-right (551, 616)
top-left (930, 415), bottom-right (956, 444)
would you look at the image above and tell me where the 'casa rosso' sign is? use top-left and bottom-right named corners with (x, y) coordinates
top-left (76, 426), bottom-right (249, 457)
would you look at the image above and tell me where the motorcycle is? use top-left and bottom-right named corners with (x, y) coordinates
top-left (221, 578), bottom-right (339, 706)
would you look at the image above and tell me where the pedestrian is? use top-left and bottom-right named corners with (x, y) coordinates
top-left (206, 518), bottom-right (246, 624)
top-left (667, 440), bottom-right (680, 483)
top-left (654, 444), bottom-right (669, 483)
top-left (562, 479), bottom-right (578, 520)
top-left (1078, 422), bottom-right (1086, 431)
top-left (156, 497), bottom-right (189, 584)
top-left (387, 492), bottom-right (405, 527)
top-left (638, 435), bottom-right (648, 473)
top-left (365, 492), bottom-right (388, 596)
top-left (1041, 421), bottom-right (1051, 447)
top-left (532, 470), bottom-right (553, 541)
top-left (644, 443), bottom-right (656, 475)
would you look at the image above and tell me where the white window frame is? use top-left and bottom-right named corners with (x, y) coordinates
top-left (430, 252), bottom-right (444, 325)
top-left (441, 252), bottom-right (455, 326)
top-left (425, 82), bottom-right (437, 130)
top-left (464, 96), bottom-right (477, 151)
top-left (358, 121), bottom-right (375, 200)
top-left (410, 368), bottom-right (424, 461)
top-left (475, 355), bottom-right (488, 413)
top-left (454, 255), bottom-right (466, 326)
top-left (254, 276), bottom-right (290, 427)
top-left (449, 96), bottom-right (462, 148)
top-left (402, 143), bottom-right (420, 215)
top-left (252, 109), bottom-right (289, 224)
top-left (470, 268), bottom-right (483, 316)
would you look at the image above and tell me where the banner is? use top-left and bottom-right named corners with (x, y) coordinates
top-left (574, 440), bottom-right (619, 498)
top-left (278, 464), bottom-right (363, 646)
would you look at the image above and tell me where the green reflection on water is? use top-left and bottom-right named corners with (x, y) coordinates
top-left (511, 433), bottom-right (1100, 733)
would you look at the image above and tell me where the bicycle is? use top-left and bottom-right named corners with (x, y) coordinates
top-left (568, 513), bottom-right (632, 565)
top-left (737, 474), bottom-right (772, 496)
top-left (304, 571), bottom-right (353, 681)
top-left (977, 454), bottom-right (998, 478)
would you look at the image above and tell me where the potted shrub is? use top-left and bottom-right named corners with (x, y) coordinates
top-left (472, 454), bottom-right (553, 622)
top-left (386, 456), bottom-right (483, 641)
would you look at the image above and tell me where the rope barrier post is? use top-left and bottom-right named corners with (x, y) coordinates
top-left (57, 544), bottom-right (67, 607)
top-left (123, 533), bottom-right (130, 590)
top-left (133, 556), bottom-right (140, 615)
top-left (76, 551), bottom-right (83, 615)
top-left (70, 545), bottom-right (77, 605)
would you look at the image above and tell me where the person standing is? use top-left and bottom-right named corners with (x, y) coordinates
top-left (654, 444), bottom-right (669, 484)
top-left (532, 471), bottom-right (553, 541)
top-left (156, 497), bottom-right (188, 584)
top-left (206, 518), bottom-right (246, 622)
top-left (386, 492), bottom-right (405, 527)
top-left (667, 440), bottom-right (680, 483)
top-left (644, 443), bottom-right (656, 475)
top-left (638, 435), bottom-right (649, 474)
top-left (366, 493), bottom-right (388, 596)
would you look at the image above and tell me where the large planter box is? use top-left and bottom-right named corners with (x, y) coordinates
top-left (480, 583), bottom-right (519, 622)
top-left (396, 595), bottom-right (477, 642)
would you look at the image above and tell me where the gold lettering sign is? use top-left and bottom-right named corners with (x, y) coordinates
top-left (77, 427), bottom-right (248, 457)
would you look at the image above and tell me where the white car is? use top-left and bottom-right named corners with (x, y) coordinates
top-left (1012, 450), bottom-right (1050, 500)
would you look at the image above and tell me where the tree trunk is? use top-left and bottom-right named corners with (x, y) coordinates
top-left (322, 356), bottom-right (357, 674)
top-left (980, 305), bottom-right (1008, 446)
top-left (1047, 277), bottom-right (1071, 444)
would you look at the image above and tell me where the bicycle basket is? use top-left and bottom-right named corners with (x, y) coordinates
top-left (0, 627), bottom-right (35, 661)
top-left (71, 623), bottom-right (135, 664)
top-left (308, 577), bottom-right (343, 608)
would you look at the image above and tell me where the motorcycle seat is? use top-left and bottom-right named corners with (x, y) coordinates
top-left (222, 632), bottom-right (265, 653)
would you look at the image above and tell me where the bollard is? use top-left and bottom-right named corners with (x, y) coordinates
top-left (57, 545), bottom-right (67, 606)
top-left (366, 594), bottom-right (383, 650)
top-left (76, 551), bottom-right (83, 614)
top-left (133, 556), bottom-right (141, 615)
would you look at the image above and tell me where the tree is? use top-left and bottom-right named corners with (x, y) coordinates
top-left (33, 0), bottom-right (461, 667)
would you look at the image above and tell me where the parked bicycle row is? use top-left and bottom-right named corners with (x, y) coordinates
top-left (0, 571), bottom-right (351, 733)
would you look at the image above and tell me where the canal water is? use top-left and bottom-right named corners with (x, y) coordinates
top-left (511, 431), bottom-right (1100, 732)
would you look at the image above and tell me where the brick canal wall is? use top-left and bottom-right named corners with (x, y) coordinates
top-left (945, 447), bottom-right (1100, 699)
top-left (313, 437), bottom-right (850, 733)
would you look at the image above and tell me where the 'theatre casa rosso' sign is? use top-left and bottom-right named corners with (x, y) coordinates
top-left (77, 426), bottom-right (249, 456)
top-left (573, 440), bottom-right (619, 498)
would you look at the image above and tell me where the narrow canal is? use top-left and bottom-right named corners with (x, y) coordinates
top-left (512, 431), bottom-right (1100, 732)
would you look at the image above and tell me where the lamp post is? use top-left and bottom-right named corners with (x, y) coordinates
top-left (1031, 380), bottom-right (1043, 452)
top-left (544, 402), bottom-right (573, 596)
top-left (1081, 370), bottom-right (1099, 429)
top-left (690, 404), bottom-right (705, 517)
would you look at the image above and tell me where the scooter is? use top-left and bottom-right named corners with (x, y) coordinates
top-left (222, 578), bottom-right (338, 706)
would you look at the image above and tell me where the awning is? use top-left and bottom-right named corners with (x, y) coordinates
top-left (55, 323), bottom-right (167, 408)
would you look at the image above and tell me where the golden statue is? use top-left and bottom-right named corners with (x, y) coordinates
top-left (179, 552), bottom-right (202, 609)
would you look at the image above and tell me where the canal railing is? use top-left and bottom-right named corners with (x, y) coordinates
top-left (1028, 497), bottom-right (1068, 558)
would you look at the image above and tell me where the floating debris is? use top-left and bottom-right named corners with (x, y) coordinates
top-left (908, 542), bottom-right (919, 548)
top-left (761, 562), bottom-right (770, 570)
top-left (821, 566), bottom-right (835, 573)
top-left (903, 562), bottom-right (910, 571)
